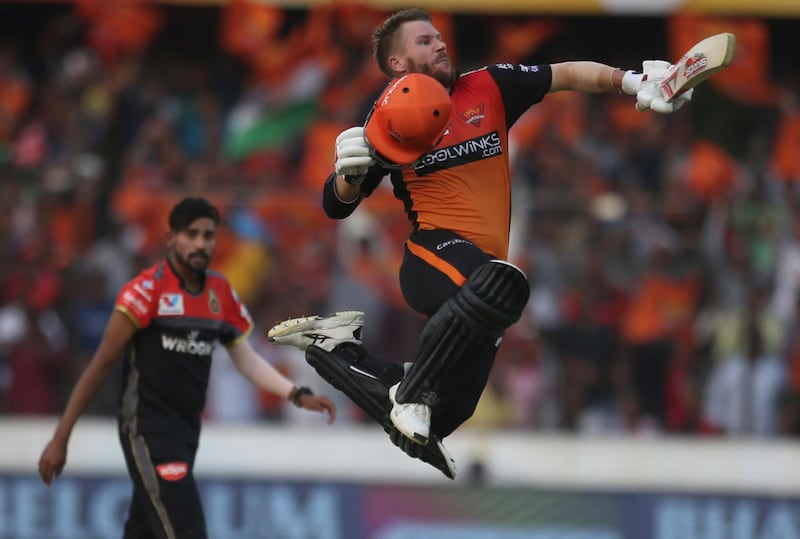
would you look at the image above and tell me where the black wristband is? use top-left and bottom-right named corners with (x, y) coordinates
top-left (290, 386), bottom-right (314, 407)
top-left (343, 174), bottom-right (364, 186)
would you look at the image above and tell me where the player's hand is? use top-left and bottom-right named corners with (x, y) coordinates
top-left (335, 126), bottom-right (374, 182)
top-left (38, 438), bottom-right (67, 485)
top-left (299, 394), bottom-right (337, 424)
top-left (635, 60), bottom-right (693, 114)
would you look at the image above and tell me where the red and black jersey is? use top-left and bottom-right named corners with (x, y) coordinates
top-left (115, 260), bottom-right (253, 438)
top-left (323, 64), bottom-right (552, 260)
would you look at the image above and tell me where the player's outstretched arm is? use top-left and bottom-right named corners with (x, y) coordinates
top-left (549, 61), bottom-right (628, 94)
top-left (38, 310), bottom-right (136, 485)
top-left (549, 60), bottom-right (692, 114)
top-left (227, 339), bottom-right (336, 424)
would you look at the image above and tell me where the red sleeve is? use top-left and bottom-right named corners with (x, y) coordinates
top-left (115, 272), bottom-right (158, 329)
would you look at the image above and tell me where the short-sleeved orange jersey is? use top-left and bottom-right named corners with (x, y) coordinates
top-left (325, 64), bottom-right (552, 260)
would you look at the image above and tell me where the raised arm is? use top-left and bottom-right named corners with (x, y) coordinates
top-left (549, 61), bottom-right (627, 93)
top-left (550, 60), bottom-right (693, 114)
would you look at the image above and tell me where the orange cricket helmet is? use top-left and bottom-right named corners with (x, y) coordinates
top-left (364, 73), bottom-right (451, 167)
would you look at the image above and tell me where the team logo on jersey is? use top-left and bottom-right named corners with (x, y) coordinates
top-left (208, 289), bottom-right (221, 315)
top-left (158, 294), bottom-right (184, 315)
top-left (458, 103), bottom-right (485, 127)
top-left (156, 462), bottom-right (188, 481)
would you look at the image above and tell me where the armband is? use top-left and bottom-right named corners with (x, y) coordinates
top-left (289, 386), bottom-right (314, 407)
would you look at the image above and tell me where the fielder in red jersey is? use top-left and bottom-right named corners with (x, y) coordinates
top-left (39, 197), bottom-right (336, 538)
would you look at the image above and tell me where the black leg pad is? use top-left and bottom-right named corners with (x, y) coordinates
top-left (305, 344), bottom-right (457, 479)
top-left (306, 343), bottom-right (400, 424)
top-left (396, 260), bottom-right (530, 405)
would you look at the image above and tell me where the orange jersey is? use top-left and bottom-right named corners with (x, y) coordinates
top-left (324, 64), bottom-right (552, 259)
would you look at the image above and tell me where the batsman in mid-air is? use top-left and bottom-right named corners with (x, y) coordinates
top-left (269, 8), bottom-right (733, 478)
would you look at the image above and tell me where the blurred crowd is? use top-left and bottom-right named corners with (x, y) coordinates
top-left (1, 1), bottom-right (799, 439)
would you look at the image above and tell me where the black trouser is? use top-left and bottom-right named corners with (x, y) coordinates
top-left (119, 429), bottom-right (206, 539)
top-left (399, 229), bottom-right (499, 438)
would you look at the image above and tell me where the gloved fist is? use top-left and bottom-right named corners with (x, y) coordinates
top-left (335, 126), bottom-right (374, 180)
top-left (634, 60), bottom-right (693, 114)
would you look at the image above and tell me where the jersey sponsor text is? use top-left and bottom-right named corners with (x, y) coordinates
top-left (415, 131), bottom-right (503, 176)
top-left (156, 462), bottom-right (188, 481)
top-left (161, 333), bottom-right (214, 356)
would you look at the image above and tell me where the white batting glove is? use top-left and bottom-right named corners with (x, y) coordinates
top-left (633, 60), bottom-right (693, 114)
top-left (335, 126), bottom-right (374, 182)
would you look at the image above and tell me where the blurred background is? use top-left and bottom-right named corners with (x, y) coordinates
top-left (0, 0), bottom-right (799, 538)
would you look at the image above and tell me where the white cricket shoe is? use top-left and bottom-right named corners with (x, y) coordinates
top-left (435, 439), bottom-right (458, 480)
top-left (267, 311), bottom-right (364, 352)
top-left (388, 382), bottom-right (431, 444)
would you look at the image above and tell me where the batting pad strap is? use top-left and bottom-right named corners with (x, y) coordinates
top-left (395, 260), bottom-right (530, 406)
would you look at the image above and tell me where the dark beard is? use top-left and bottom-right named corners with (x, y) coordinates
top-left (406, 59), bottom-right (455, 88)
top-left (176, 251), bottom-right (209, 274)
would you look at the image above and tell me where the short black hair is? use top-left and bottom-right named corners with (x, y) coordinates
top-left (168, 197), bottom-right (220, 231)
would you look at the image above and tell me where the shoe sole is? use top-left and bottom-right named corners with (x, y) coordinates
top-left (434, 440), bottom-right (458, 479)
top-left (267, 311), bottom-right (364, 341)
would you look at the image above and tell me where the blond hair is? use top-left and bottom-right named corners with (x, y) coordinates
top-left (372, 8), bottom-right (432, 78)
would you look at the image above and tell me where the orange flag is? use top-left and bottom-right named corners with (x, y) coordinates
top-left (683, 140), bottom-right (739, 202)
top-left (220, 0), bottom-right (283, 61)
top-left (75, 0), bottom-right (163, 63)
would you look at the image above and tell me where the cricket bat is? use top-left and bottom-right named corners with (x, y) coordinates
top-left (659, 32), bottom-right (737, 102)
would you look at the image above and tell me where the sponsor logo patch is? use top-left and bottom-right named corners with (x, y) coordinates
top-left (158, 294), bottom-right (184, 315)
top-left (161, 332), bottom-right (213, 356)
top-left (414, 131), bottom-right (503, 176)
top-left (684, 54), bottom-right (708, 79)
top-left (132, 283), bottom-right (152, 302)
top-left (122, 291), bottom-right (148, 315)
top-left (156, 462), bottom-right (188, 481)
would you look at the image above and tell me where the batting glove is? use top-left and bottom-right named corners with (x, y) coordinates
top-left (634, 60), bottom-right (693, 114)
top-left (335, 126), bottom-right (374, 184)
